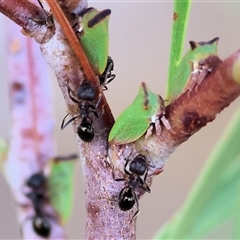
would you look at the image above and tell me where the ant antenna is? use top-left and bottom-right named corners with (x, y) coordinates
top-left (37, 0), bottom-right (47, 14)
top-left (33, 0), bottom-right (53, 27)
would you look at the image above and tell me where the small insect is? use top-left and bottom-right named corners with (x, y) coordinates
top-left (166, 37), bottom-right (219, 102)
top-left (99, 56), bottom-right (115, 90)
top-left (113, 154), bottom-right (152, 218)
top-left (78, 8), bottom-right (115, 89)
top-left (30, 0), bottom-right (53, 27)
top-left (61, 80), bottom-right (100, 142)
top-left (78, 7), bottom-right (111, 77)
top-left (173, 12), bottom-right (178, 21)
top-left (108, 82), bottom-right (171, 145)
top-left (24, 173), bottom-right (51, 238)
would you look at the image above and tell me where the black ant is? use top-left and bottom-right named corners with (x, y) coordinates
top-left (30, 0), bottom-right (53, 27)
top-left (61, 80), bottom-right (100, 142)
top-left (24, 173), bottom-right (51, 238)
top-left (99, 56), bottom-right (116, 90)
top-left (113, 154), bottom-right (153, 218)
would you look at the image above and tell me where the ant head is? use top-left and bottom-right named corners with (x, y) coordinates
top-left (123, 151), bottom-right (152, 194)
top-left (77, 117), bottom-right (94, 142)
top-left (128, 154), bottom-right (147, 176)
top-left (32, 215), bottom-right (51, 238)
top-left (77, 80), bottom-right (96, 101)
top-left (124, 153), bottom-right (148, 177)
top-left (124, 149), bottom-right (155, 175)
top-left (26, 173), bottom-right (46, 190)
top-left (118, 187), bottom-right (136, 212)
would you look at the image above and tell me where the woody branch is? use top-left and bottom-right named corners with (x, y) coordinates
top-left (1, 0), bottom-right (240, 239)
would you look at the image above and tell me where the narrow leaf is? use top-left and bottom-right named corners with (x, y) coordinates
top-left (48, 156), bottom-right (77, 225)
top-left (232, 213), bottom-right (240, 239)
top-left (155, 109), bottom-right (240, 239)
top-left (166, 0), bottom-right (191, 100)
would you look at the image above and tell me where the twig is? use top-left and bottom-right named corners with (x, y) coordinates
top-left (39, 1), bottom-right (133, 239)
top-left (1, 0), bottom-right (240, 239)
top-left (0, 0), bottom-right (55, 44)
top-left (3, 18), bottom-right (65, 239)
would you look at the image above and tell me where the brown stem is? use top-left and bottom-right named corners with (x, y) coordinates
top-left (0, 0), bottom-right (55, 44)
top-left (45, 0), bottom-right (113, 126)
top-left (2, 0), bottom-right (240, 239)
top-left (0, 0), bottom-right (42, 27)
top-left (4, 18), bottom-right (65, 239)
top-left (164, 51), bottom-right (240, 147)
top-left (130, 51), bottom-right (240, 179)
top-left (39, 2), bottom-right (125, 239)
top-left (46, 0), bottom-right (97, 84)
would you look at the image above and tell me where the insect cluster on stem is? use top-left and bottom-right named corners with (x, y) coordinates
top-left (61, 7), bottom-right (115, 142)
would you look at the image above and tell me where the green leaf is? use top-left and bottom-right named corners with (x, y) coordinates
top-left (166, 0), bottom-right (191, 101)
top-left (232, 213), bottom-right (240, 239)
top-left (48, 155), bottom-right (77, 225)
top-left (155, 109), bottom-right (240, 239)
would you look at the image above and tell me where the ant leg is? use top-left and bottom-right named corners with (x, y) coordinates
top-left (88, 104), bottom-right (99, 118)
top-left (131, 191), bottom-right (139, 221)
top-left (62, 80), bottom-right (80, 104)
top-left (91, 110), bottom-right (99, 118)
top-left (106, 74), bottom-right (116, 85)
top-left (89, 94), bottom-right (105, 118)
top-left (112, 172), bottom-right (126, 183)
top-left (95, 94), bottom-right (102, 108)
top-left (142, 149), bottom-right (155, 168)
top-left (103, 62), bottom-right (115, 86)
top-left (123, 159), bottom-right (131, 176)
top-left (112, 168), bottom-right (128, 183)
top-left (102, 85), bottom-right (108, 91)
top-left (31, 0), bottom-right (53, 27)
top-left (37, 0), bottom-right (45, 11)
top-left (96, 169), bottom-right (125, 203)
top-left (96, 94), bottom-right (106, 118)
top-left (105, 60), bottom-right (115, 85)
top-left (65, 84), bottom-right (80, 104)
top-left (61, 114), bottom-right (80, 130)
top-left (138, 181), bottom-right (151, 193)
top-left (61, 113), bottom-right (69, 130)
top-left (98, 104), bottom-right (105, 118)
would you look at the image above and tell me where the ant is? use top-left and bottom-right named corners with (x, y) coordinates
top-left (24, 173), bottom-right (51, 238)
top-left (99, 56), bottom-right (116, 90)
top-left (113, 153), bottom-right (153, 218)
top-left (61, 80), bottom-right (100, 142)
top-left (30, 0), bottom-right (53, 27)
